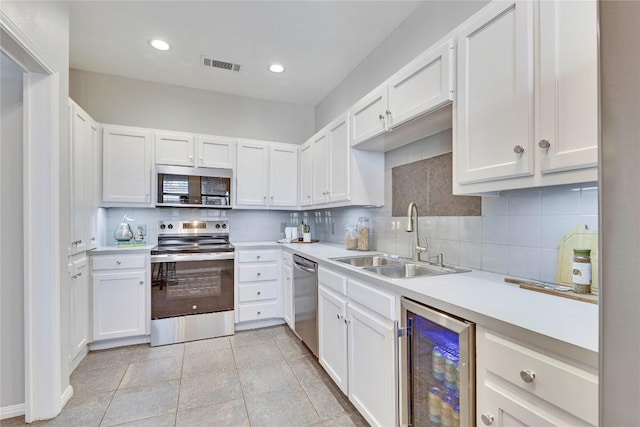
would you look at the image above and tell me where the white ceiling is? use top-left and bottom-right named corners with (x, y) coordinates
top-left (69, 1), bottom-right (424, 107)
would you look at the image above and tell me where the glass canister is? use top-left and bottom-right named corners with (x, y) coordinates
top-left (345, 225), bottom-right (358, 250)
top-left (572, 249), bottom-right (592, 294)
top-left (357, 217), bottom-right (370, 251)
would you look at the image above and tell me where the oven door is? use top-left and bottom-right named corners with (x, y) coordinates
top-left (150, 252), bottom-right (234, 319)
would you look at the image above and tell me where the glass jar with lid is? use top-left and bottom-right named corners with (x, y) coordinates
top-left (357, 217), bottom-right (370, 251)
top-left (345, 225), bottom-right (358, 250)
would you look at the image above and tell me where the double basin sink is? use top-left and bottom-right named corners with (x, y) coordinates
top-left (330, 254), bottom-right (470, 279)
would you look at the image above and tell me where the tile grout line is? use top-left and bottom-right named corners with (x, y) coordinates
top-left (173, 344), bottom-right (186, 427)
top-left (230, 337), bottom-right (253, 426)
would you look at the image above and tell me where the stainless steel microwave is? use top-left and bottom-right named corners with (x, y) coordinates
top-left (156, 165), bottom-right (232, 208)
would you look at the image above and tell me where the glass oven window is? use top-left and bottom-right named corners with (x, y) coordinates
top-left (151, 259), bottom-right (234, 319)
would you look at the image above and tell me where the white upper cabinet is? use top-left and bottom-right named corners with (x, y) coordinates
top-left (102, 125), bottom-right (153, 206)
top-left (387, 39), bottom-right (454, 128)
top-left (327, 115), bottom-right (351, 203)
top-left (197, 135), bottom-right (235, 169)
top-left (155, 132), bottom-right (195, 166)
top-left (269, 144), bottom-right (298, 207)
top-left (311, 133), bottom-right (330, 205)
top-left (454, 0), bottom-right (598, 194)
top-left (236, 139), bottom-right (298, 208)
top-left (350, 39), bottom-right (455, 150)
top-left (456, 0), bottom-right (535, 185)
top-left (350, 87), bottom-right (389, 147)
top-left (537, 0), bottom-right (598, 174)
top-left (300, 142), bottom-right (313, 206)
top-left (69, 99), bottom-right (99, 254)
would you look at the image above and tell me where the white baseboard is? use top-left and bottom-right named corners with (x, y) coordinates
top-left (60, 385), bottom-right (73, 409)
top-left (235, 318), bottom-right (285, 331)
top-left (0, 403), bottom-right (25, 420)
top-left (89, 335), bottom-right (150, 351)
top-left (69, 346), bottom-right (89, 374)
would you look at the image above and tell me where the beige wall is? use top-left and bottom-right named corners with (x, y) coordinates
top-left (599, 0), bottom-right (640, 424)
top-left (70, 69), bottom-right (315, 145)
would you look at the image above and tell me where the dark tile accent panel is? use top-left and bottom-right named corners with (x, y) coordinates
top-left (392, 152), bottom-right (481, 217)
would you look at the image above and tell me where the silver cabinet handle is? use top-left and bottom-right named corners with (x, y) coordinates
top-left (139, 281), bottom-right (144, 285)
top-left (116, 261), bottom-right (121, 265)
top-left (257, 291), bottom-right (261, 295)
top-left (378, 114), bottom-right (385, 120)
top-left (513, 145), bottom-right (525, 154)
top-left (256, 255), bottom-right (261, 259)
top-left (77, 272), bottom-right (82, 277)
top-left (337, 314), bottom-right (340, 319)
top-left (192, 305), bottom-right (197, 310)
top-left (257, 272), bottom-right (261, 276)
top-left (538, 139), bottom-right (551, 149)
top-left (481, 413), bottom-right (494, 425)
top-left (385, 110), bottom-right (391, 115)
top-left (257, 311), bottom-right (261, 315)
top-left (520, 370), bottom-right (535, 383)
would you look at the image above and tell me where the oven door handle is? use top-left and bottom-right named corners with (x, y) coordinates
top-left (151, 252), bottom-right (235, 263)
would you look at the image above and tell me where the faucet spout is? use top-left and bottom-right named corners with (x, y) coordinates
top-left (406, 202), bottom-right (426, 261)
top-left (406, 202), bottom-right (417, 232)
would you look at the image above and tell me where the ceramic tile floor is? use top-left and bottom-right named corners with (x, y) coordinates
top-left (2, 326), bottom-right (369, 427)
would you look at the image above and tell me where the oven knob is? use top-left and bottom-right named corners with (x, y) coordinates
top-left (160, 224), bottom-right (165, 230)
top-left (192, 305), bottom-right (197, 310)
top-left (222, 224), bottom-right (227, 229)
top-left (215, 224), bottom-right (221, 229)
top-left (168, 224), bottom-right (173, 229)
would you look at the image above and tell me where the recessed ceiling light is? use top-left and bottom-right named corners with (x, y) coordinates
top-left (149, 39), bottom-right (171, 51)
top-left (269, 64), bottom-right (285, 73)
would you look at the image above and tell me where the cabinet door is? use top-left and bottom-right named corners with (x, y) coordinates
top-left (155, 132), bottom-right (195, 166)
top-left (456, 1), bottom-right (535, 184)
top-left (197, 136), bottom-right (236, 169)
top-left (347, 303), bottom-right (397, 427)
top-left (86, 120), bottom-right (99, 249)
top-left (537, 0), bottom-right (598, 174)
top-left (388, 39), bottom-right (454, 128)
top-left (92, 270), bottom-right (146, 340)
top-left (328, 115), bottom-right (351, 203)
top-left (269, 144), bottom-right (298, 207)
top-left (102, 126), bottom-right (153, 205)
top-left (311, 133), bottom-right (329, 205)
top-left (318, 286), bottom-right (348, 394)
top-left (300, 142), bottom-right (313, 206)
top-left (69, 257), bottom-right (89, 360)
top-left (236, 141), bottom-right (269, 206)
top-left (283, 264), bottom-right (293, 328)
top-left (350, 86), bottom-right (388, 147)
top-left (70, 102), bottom-right (89, 254)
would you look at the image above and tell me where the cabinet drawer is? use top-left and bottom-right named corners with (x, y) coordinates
top-left (92, 254), bottom-right (147, 271)
top-left (480, 330), bottom-right (598, 425)
top-left (237, 264), bottom-right (278, 282)
top-left (319, 267), bottom-right (347, 295)
top-left (347, 278), bottom-right (396, 320)
top-left (238, 282), bottom-right (278, 302)
top-left (237, 249), bottom-right (279, 263)
top-left (237, 301), bottom-right (278, 322)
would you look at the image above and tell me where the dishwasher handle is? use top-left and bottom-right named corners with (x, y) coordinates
top-left (293, 261), bottom-right (316, 274)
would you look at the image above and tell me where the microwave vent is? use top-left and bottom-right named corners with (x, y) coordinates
top-left (201, 56), bottom-right (241, 72)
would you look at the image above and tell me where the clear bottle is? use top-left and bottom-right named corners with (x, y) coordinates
top-left (345, 225), bottom-right (358, 250)
top-left (357, 217), bottom-right (370, 251)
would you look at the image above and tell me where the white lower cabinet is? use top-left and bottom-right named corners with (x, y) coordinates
top-left (69, 255), bottom-right (90, 369)
top-left (318, 267), bottom-right (398, 427)
top-left (235, 248), bottom-right (282, 323)
top-left (91, 253), bottom-right (150, 341)
top-left (282, 251), bottom-right (294, 328)
top-left (476, 326), bottom-right (598, 426)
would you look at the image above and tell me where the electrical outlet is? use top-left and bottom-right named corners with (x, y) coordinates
top-left (280, 222), bottom-right (287, 233)
top-left (138, 224), bottom-right (146, 235)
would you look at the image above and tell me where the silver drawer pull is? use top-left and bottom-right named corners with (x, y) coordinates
top-left (139, 281), bottom-right (144, 285)
top-left (192, 305), bottom-right (197, 310)
top-left (116, 261), bottom-right (121, 265)
top-left (538, 139), bottom-right (551, 149)
top-left (257, 272), bottom-right (261, 276)
top-left (257, 311), bottom-right (261, 315)
top-left (257, 255), bottom-right (261, 259)
top-left (481, 413), bottom-right (494, 425)
top-left (513, 145), bottom-right (525, 154)
top-left (520, 369), bottom-right (535, 383)
top-left (257, 291), bottom-right (261, 295)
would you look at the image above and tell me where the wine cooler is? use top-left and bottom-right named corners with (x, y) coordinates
top-left (400, 298), bottom-right (475, 426)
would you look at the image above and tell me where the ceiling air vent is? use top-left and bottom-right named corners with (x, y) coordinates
top-left (201, 56), bottom-right (241, 72)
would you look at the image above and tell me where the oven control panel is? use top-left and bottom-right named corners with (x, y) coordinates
top-left (157, 220), bottom-right (229, 235)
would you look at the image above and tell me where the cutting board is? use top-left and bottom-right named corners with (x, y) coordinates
top-left (556, 224), bottom-right (599, 291)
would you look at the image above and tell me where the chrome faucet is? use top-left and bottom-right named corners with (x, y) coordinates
top-left (406, 202), bottom-right (427, 261)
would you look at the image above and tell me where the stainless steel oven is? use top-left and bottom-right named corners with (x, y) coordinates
top-left (150, 220), bottom-right (234, 346)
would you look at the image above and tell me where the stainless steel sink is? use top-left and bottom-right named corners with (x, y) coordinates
top-left (331, 254), bottom-right (470, 279)
top-left (331, 254), bottom-right (406, 267)
top-left (363, 264), bottom-right (455, 278)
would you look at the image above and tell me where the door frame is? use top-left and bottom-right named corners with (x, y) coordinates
top-left (0, 10), bottom-right (64, 422)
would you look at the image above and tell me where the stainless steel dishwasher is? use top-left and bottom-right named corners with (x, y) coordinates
top-left (292, 254), bottom-right (318, 357)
